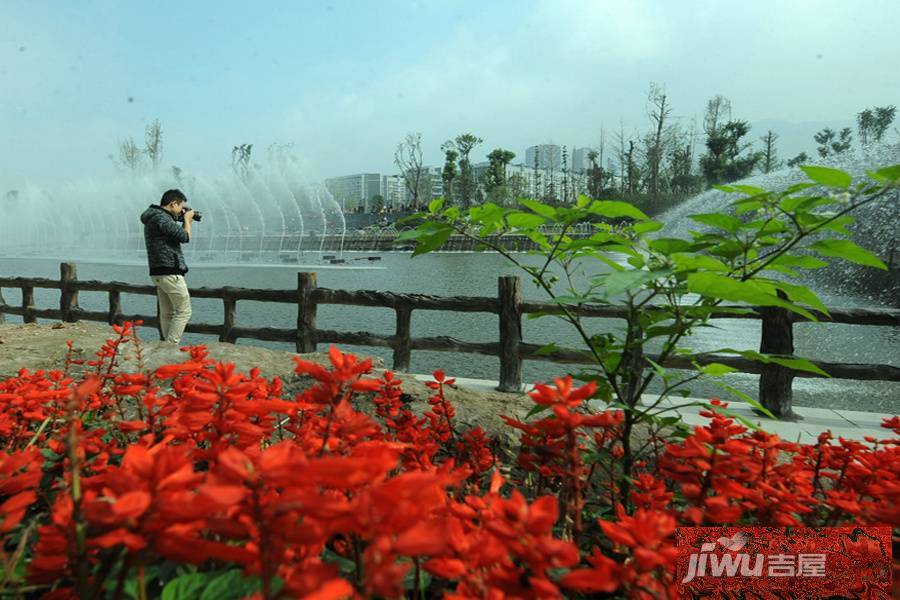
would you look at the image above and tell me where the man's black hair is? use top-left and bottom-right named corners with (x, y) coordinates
top-left (160, 189), bottom-right (187, 207)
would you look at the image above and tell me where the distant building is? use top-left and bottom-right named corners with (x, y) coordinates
top-left (524, 144), bottom-right (562, 170)
top-left (425, 167), bottom-right (444, 201)
top-left (571, 147), bottom-right (592, 173)
top-left (380, 174), bottom-right (408, 209)
top-left (324, 173), bottom-right (382, 212)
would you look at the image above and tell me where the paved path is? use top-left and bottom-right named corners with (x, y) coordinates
top-left (414, 375), bottom-right (897, 444)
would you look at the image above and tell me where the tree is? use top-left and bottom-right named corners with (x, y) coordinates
top-left (394, 133), bottom-right (427, 211)
top-left (700, 120), bottom-right (763, 186)
top-left (440, 142), bottom-right (459, 206)
top-left (117, 137), bottom-right (143, 174)
top-left (814, 127), bottom-right (852, 158)
top-left (144, 120), bottom-right (163, 171)
top-left (449, 133), bottom-right (483, 208)
top-left (786, 152), bottom-right (810, 168)
top-left (586, 149), bottom-right (602, 199)
top-left (585, 149), bottom-right (614, 199)
top-left (667, 119), bottom-right (701, 195)
top-left (703, 94), bottom-right (732, 136)
top-left (483, 148), bottom-right (516, 205)
top-left (645, 83), bottom-right (672, 200)
top-left (857, 105), bottom-right (896, 145)
top-left (759, 130), bottom-right (781, 173)
top-left (507, 173), bottom-right (528, 201)
top-left (370, 194), bottom-right (385, 213)
top-left (624, 140), bottom-right (640, 196)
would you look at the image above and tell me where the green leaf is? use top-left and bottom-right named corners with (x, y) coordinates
top-left (427, 198), bottom-right (445, 213)
top-left (631, 221), bottom-right (663, 234)
top-left (532, 343), bottom-right (560, 356)
top-left (769, 281), bottom-right (829, 317)
top-left (519, 199), bottom-right (557, 219)
top-left (808, 239), bottom-right (887, 270)
top-left (403, 561), bottom-right (433, 591)
top-left (411, 225), bottom-right (453, 257)
top-left (588, 200), bottom-right (649, 221)
top-left (767, 356), bottom-right (830, 377)
top-left (470, 203), bottom-right (506, 227)
top-left (801, 165), bottom-right (852, 189)
top-left (731, 184), bottom-right (767, 196)
top-left (769, 255), bottom-right (829, 270)
top-left (689, 213), bottom-right (743, 234)
top-left (670, 253), bottom-right (730, 273)
top-left (322, 548), bottom-right (357, 576)
top-left (162, 573), bottom-right (212, 600)
top-left (784, 182), bottom-right (817, 194)
top-left (709, 381), bottom-right (776, 420)
top-left (867, 164), bottom-right (900, 183)
top-left (732, 349), bottom-right (831, 377)
top-left (699, 362), bottom-right (738, 377)
top-left (198, 571), bottom-right (263, 600)
top-left (506, 212), bottom-right (546, 229)
top-left (597, 269), bottom-right (666, 299)
top-left (525, 403), bottom-right (552, 418)
top-left (649, 238), bottom-right (692, 255)
top-left (687, 273), bottom-right (815, 320)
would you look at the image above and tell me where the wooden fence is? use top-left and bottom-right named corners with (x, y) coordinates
top-left (1, 263), bottom-right (899, 416)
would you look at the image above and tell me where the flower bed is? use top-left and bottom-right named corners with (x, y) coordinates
top-left (0, 323), bottom-right (897, 598)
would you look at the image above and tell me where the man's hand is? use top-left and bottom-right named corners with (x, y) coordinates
top-left (182, 209), bottom-right (194, 241)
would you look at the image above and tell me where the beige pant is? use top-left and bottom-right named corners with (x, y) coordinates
top-left (151, 274), bottom-right (192, 344)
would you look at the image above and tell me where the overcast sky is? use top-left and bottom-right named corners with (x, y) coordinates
top-left (2, 0), bottom-right (898, 190)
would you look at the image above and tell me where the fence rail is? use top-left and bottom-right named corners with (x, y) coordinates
top-left (1, 263), bottom-right (899, 417)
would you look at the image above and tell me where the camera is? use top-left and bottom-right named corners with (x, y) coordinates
top-left (177, 206), bottom-right (203, 222)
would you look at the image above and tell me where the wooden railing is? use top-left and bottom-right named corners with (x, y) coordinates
top-left (1, 263), bottom-right (899, 416)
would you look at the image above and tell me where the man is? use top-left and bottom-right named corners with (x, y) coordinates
top-left (141, 189), bottom-right (195, 344)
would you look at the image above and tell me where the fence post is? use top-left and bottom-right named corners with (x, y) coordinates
top-left (22, 286), bottom-right (36, 324)
top-left (107, 290), bottom-right (122, 325)
top-left (297, 272), bottom-right (317, 353)
top-left (393, 305), bottom-right (412, 371)
top-left (497, 275), bottom-right (523, 392)
top-left (221, 294), bottom-right (237, 343)
top-left (59, 262), bottom-right (79, 322)
top-left (758, 298), bottom-right (795, 417)
top-left (0, 288), bottom-right (6, 324)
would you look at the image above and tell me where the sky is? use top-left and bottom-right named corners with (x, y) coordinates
top-left (2, 0), bottom-right (899, 190)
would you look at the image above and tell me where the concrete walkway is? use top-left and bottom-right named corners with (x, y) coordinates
top-left (414, 375), bottom-right (897, 445)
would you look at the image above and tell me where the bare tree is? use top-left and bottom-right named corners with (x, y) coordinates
top-left (394, 133), bottom-right (427, 211)
top-left (646, 83), bottom-right (672, 200)
top-left (118, 137), bottom-right (143, 174)
top-left (144, 119), bottom-right (163, 171)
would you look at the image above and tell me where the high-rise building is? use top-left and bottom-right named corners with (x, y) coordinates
top-left (524, 144), bottom-right (562, 170)
top-left (571, 147), bottom-right (592, 173)
top-left (380, 175), bottom-right (408, 209)
top-left (324, 173), bottom-right (382, 212)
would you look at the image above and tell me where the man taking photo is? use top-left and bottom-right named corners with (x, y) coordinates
top-left (141, 189), bottom-right (195, 344)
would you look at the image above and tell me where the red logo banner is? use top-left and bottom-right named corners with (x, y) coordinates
top-left (676, 526), bottom-right (892, 598)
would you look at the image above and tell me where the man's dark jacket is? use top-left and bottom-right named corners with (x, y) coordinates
top-left (141, 205), bottom-right (190, 276)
